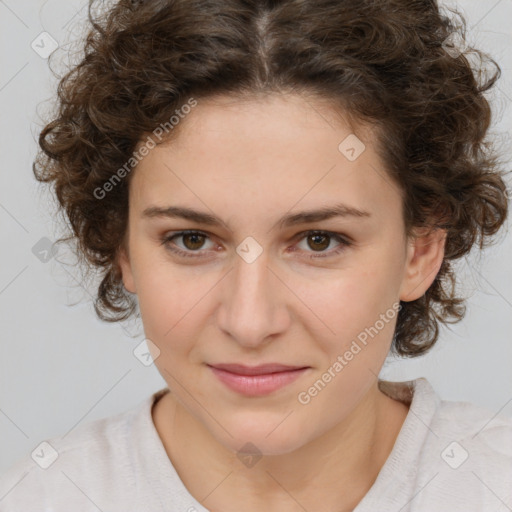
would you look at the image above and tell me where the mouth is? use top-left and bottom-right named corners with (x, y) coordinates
top-left (207, 363), bottom-right (310, 396)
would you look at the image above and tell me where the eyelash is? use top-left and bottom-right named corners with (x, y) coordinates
top-left (160, 230), bottom-right (352, 260)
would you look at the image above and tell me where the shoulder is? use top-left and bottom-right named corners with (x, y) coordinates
top-left (0, 392), bottom-right (159, 511)
top-left (385, 377), bottom-right (512, 450)
top-left (375, 378), bottom-right (512, 509)
top-left (431, 388), bottom-right (512, 460)
top-left (411, 379), bottom-right (512, 506)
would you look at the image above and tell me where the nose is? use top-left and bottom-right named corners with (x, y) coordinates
top-left (216, 248), bottom-right (291, 349)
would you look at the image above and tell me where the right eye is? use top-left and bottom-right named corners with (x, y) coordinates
top-left (161, 230), bottom-right (217, 258)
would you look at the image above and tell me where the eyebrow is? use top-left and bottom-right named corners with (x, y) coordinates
top-left (141, 202), bottom-right (371, 230)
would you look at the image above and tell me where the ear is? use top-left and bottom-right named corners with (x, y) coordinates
top-left (399, 228), bottom-right (447, 302)
top-left (117, 244), bottom-right (137, 294)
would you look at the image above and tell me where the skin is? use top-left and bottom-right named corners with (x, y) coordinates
top-left (117, 92), bottom-right (446, 512)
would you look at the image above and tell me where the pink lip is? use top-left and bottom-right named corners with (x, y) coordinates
top-left (208, 364), bottom-right (310, 396)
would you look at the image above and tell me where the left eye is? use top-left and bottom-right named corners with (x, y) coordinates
top-left (293, 231), bottom-right (351, 258)
top-left (161, 230), bottom-right (351, 259)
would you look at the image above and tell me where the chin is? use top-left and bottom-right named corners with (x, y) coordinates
top-left (213, 419), bottom-right (309, 458)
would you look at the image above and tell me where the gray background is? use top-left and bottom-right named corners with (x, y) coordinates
top-left (1, 0), bottom-right (511, 474)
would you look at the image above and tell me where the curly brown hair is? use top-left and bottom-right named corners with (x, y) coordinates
top-left (34, 0), bottom-right (509, 357)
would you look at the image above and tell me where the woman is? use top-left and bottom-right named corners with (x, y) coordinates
top-left (1, 0), bottom-right (510, 510)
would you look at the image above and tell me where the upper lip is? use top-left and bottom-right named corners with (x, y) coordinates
top-left (208, 363), bottom-right (309, 375)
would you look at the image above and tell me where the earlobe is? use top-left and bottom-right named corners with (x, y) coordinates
top-left (399, 228), bottom-right (446, 302)
top-left (117, 246), bottom-right (137, 294)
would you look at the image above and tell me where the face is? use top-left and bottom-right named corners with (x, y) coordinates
top-left (118, 93), bottom-right (445, 456)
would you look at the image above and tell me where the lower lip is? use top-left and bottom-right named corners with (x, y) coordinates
top-left (209, 366), bottom-right (309, 396)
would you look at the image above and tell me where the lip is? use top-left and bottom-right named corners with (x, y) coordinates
top-left (207, 363), bottom-right (310, 396)
top-left (209, 363), bottom-right (308, 375)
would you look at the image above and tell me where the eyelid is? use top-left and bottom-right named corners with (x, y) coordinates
top-left (291, 229), bottom-right (353, 244)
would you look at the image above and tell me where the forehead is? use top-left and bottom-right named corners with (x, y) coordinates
top-left (130, 94), bottom-right (402, 226)
top-left (154, 93), bottom-right (363, 160)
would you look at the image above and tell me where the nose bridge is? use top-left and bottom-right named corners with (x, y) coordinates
top-left (218, 244), bottom-right (287, 346)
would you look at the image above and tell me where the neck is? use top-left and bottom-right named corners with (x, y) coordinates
top-left (152, 380), bottom-right (409, 512)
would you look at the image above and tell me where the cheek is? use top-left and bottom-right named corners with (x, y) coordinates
top-left (297, 259), bottom-right (401, 344)
top-left (131, 250), bottom-right (185, 331)
top-left (135, 271), bottom-right (202, 380)
top-left (294, 267), bottom-right (401, 420)
top-left (134, 257), bottom-right (220, 355)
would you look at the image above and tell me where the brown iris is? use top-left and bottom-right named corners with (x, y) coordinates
top-left (182, 233), bottom-right (207, 250)
top-left (307, 233), bottom-right (330, 252)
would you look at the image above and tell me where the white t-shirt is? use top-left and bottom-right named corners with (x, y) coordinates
top-left (1, 378), bottom-right (511, 511)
